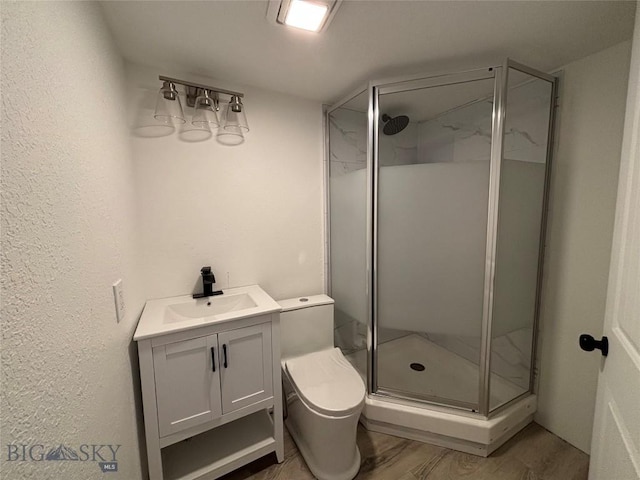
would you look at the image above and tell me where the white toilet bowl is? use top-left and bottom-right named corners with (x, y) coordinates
top-left (278, 296), bottom-right (366, 480)
top-left (282, 348), bottom-right (365, 480)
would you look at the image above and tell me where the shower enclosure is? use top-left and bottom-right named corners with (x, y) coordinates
top-left (327, 60), bottom-right (557, 454)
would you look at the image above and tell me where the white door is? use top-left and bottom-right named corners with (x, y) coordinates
top-left (153, 334), bottom-right (223, 437)
top-left (588, 10), bottom-right (640, 480)
top-left (219, 323), bottom-right (273, 414)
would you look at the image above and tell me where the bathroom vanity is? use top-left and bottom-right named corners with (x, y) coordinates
top-left (134, 285), bottom-right (284, 480)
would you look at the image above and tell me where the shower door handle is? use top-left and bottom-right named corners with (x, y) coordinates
top-left (579, 334), bottom-right (609, 357)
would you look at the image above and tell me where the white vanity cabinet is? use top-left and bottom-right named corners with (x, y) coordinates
top-left (153, 323), bottom-right (273, 438)
top-left (134, 285), bottom-right (283, 480)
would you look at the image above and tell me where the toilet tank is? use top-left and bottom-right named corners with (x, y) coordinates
top-left (278, 295), bottom-right (334, 360)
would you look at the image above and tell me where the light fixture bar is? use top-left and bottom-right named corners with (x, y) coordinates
top-left (158, 76), bottom-right (244, 99)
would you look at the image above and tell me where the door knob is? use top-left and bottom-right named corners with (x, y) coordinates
top-left (579, 334), bottom-right (609, 356)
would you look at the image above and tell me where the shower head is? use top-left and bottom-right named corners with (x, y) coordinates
top-left (381, 113), bottom-right (409, 135)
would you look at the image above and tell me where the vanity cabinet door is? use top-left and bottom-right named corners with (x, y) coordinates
top-left (153, 334), bottom-right (222, 437)
top-left (218, 323), bottom-right (273, 414)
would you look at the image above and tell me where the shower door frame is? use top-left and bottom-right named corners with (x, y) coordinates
top-left (490, 60), bottom-right (558, 418)
top-left (325, 60), bottom-right (558, 419)
top-left (369, 67), bottom-right (499, 414)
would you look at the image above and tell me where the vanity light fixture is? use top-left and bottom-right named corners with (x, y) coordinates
top-left (266, 0), bottom-right (342, 33)
top-left (152, 76), bottom-right (248, 144)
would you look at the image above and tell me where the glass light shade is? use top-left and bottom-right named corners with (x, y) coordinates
top-left (222, 99), bottom-right (249, 132)
top-left (192, 92), bottom-right (220, 126)
top-left (133, 118), bottom-right (175, 138)
top-left (179, 107), bottom-right (212, 142)
top-left (216, 124), bottom-right (245, 146)
top-left (154, 83), bottom-right (186, 124)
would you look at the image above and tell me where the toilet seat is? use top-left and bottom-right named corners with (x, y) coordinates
top-left (285, 348), bottom-right (365, 418)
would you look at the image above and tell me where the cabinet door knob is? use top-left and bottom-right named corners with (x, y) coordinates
top-left (210, 347), bottom-right (216, 372)
top-left (579, 334), bottom-right (609, 356)
top-left (223, 344), bottom-right (228, 368)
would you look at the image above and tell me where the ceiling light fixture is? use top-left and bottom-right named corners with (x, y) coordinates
top-left (266, 0), bottom-right (342, 33)
top-left (285, 0), bottom-right (328, 31)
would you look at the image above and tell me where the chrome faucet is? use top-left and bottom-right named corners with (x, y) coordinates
top-left (193, 266), bottom-right (223, 298)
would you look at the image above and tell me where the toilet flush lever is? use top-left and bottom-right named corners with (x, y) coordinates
top-left (579, 334), bottom-right (609, 357)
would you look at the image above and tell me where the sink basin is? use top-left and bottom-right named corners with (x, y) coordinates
top-left (165, 293), bottom-right (257, 323)
top-left (133, 285), bottom-right (282, 341)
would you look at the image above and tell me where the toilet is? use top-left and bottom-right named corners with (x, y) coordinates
top-left (278, 295), bottom-right (365, 480)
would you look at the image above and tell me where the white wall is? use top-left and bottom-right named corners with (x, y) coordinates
top-left (1, 3), bottom-right (145, 479)
top-left (535, 40), bottom-right (632, 453)
top-left (127, 64), bottom-right (325, 302)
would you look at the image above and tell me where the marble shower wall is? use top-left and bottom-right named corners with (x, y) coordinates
top-left (417, 98), bottom-right (493, 163)
top-left (503, 77), bottom-right (553, 163)
top-left (328, 107), bottom-right (420, 177)
top-left (328, 108), bottom-right (367, 176)
top-left (329, 78), bottom-right (550, 178)
top-left (417, 78), bottom-right (551, 165)
top-left (379, 122), bottom-right (418, 166)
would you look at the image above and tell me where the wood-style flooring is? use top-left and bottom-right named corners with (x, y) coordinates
top-left (221, 422), bottom-right (589, 480)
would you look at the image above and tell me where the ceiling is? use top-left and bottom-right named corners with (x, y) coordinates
top-left (100, 1), bottom-right (635, 104)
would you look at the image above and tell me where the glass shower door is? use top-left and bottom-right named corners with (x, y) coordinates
top-left (374, 70), bottom-right (496, 411)
top-left (489, 66), bottom-right (555, 411)
top-left (327, 90), bottom-right (369, 378)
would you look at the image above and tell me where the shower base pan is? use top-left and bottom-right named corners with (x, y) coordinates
top-left (346, 334), bottom-right (536, 456)
top-left (360, 393), bottom-right (535, 457)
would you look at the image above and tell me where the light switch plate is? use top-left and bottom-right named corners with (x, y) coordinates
top-left (112, 279), bottom-right (126, 323)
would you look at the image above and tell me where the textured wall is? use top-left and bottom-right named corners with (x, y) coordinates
top-left (1, 2), bottom-right (144, 478)
top-left (127, 64), bottom-right (325, 303)
top-left (535, 40), bottom-right (632, 453)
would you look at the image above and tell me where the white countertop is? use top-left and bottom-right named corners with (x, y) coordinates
top-left (133, 284), bottom-right (282, 341)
